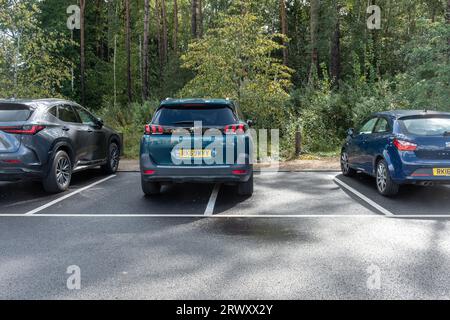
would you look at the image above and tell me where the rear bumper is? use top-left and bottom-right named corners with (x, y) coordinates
top-left (388, 151), bottom-right (450, 184)
top-left (140, 164), bottom-right (253, 184)
top-left (0, 167), bottom-right (44, 181)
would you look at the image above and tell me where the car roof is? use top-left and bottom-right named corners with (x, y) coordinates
top-left (0, 98), bottom-right (75, 109)
top-left (375, 110), bottom-right (450, 119)
top-left (159, 98), bottom-right (235, 110)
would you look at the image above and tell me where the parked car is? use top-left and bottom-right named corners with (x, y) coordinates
top-left (140, 98), bottom-right (254, 196)
top-left (341, 110), bottom-right (450, 196)
top-left (0, 99), bottom-right (122, 193)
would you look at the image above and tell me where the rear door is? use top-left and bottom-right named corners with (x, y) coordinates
top-left (366, 117), bottom-right (392, 173)
top-left (57, 104), bottom-right (93, 164)
top-left (0, 103), bottom-right (33, 154)
top-left (145, 104), bottom-right (240, 166)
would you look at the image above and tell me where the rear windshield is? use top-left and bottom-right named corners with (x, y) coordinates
top-left (0, 104), bottom-right (32, 122)
top-left (153, 105), bottom-right (237, 127)
top-left (400, 116), bottom-right (450, 136)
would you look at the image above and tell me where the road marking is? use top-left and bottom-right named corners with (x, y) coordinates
top-left (1, 214), bottom-right (450, 218)
top-left (24, 175), bottom-right (116, 216)
top-left (204, 183), bottom-right (221, 216)
top-left (333, 177), bottom-right (394, 216)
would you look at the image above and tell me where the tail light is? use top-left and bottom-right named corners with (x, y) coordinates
top-left (143, 170), bottom-right (155, 175)
top-left (144, 124), bottom-right (164, 135)
top-left (0, 125), bottom-right (45, 135)
top-left (394, 139), bottom-right (417, 151)
top-left (224, 124), bottom-right (246, 134)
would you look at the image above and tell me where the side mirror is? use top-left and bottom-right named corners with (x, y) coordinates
top-left (246, 119), bottom-right (254, 127)
top-left (96, 117), bottom-right (104, 127)
top-left (347, 128), bottom-right (354, 137)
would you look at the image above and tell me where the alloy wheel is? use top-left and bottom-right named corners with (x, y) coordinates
top-left (110, 145), bottom-right (119, 171)
top-left (376, 162), bottom-right (387, 193)
top-left (341, 152), bottom-right (350, 174)
top-left (56, 156), bottom-right (71, 188)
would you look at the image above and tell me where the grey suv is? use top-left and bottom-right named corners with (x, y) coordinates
top-left (0, 99), bottom-right (122, 193)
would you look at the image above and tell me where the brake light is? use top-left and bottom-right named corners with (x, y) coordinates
top-left (0, 125), bottom-right (45, 135)
top-left (394, 139), bottom-right (417, 151)
top-left (144, 124), bottom-right (164, 135)
top-left (224, 124), bottom-right (246, 134)
top-left (232, 170), bottom-right (247, 175)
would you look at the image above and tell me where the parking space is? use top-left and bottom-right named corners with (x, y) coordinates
top-left (2, 170), bottom-right (450, 217)
top-left (336, 173), bottom-right (450, 217)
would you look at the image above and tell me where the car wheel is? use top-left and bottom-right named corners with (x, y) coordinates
top-left (102, 142), bottom-right (120, 174)
top-left (341, 150), bottom-right (356, 177)
top-left (42, 150), bottom-right (72, 193)
top-left (376, 159), bottom-right (399, 196)
top-left (141, 177), bottom-right (161, 196)
top-left (237, 172), bottom-right (254, 196)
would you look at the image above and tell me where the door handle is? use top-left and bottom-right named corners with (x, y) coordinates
top-left (62, 126), bottom-right (70, 131)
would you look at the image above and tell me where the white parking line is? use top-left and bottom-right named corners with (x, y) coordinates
top-left (333, 177), bottom-right (394, 216)
top-left (204, 183), bottom-right (221, 216)
top-left (24, 175), bottom-right (116, 215)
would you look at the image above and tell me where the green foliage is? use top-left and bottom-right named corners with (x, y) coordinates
top-left (179, 5), bottom-right (293, 130)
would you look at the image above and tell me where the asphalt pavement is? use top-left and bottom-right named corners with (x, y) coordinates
top-left (1, 169), bottom-right (450, 299)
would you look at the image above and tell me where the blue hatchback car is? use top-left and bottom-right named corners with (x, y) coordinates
top-left (140, 98), bottom-right (254, 196)
top-left (341, 110), bottom-right (450, 196)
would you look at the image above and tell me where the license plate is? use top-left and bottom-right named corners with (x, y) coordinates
top-left (177, 149), bottom-right (211, 159)
top-left (433, 168), bottom-right (450, 176)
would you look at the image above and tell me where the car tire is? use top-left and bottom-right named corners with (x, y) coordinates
top-left (237, 172), bottom-right (254, 196)
top-left (341, 150), bottom-right (356, 177)
top-left (42, 150), bottom-right (72, 193)
top-left (376, 159), bottom-right (399, 196)
top-left (101, 142), bottom-right (120, 174)
top-left (141, 177), bottom-right (161, 196)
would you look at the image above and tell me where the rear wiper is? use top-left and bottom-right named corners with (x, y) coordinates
top-left (172, 121), bottom-right (196, 125)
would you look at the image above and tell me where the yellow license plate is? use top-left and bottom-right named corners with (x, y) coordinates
top-left (177, 149), bottom-right (211, 159)
top-left (433, 168), bottom-right (450, 176)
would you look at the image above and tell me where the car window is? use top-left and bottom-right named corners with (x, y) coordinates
top-left (153, 105), bottom-right (237, 127)
top-left (48, 106), bottom-right (57, 118)
top-left (75, 107), bottom-right (97, 126)
top-left (58, 105), bottom-right (80, 123)
top-left (374, 118), bottom-right (390, 133)
top-left (400, 116), bottom-right (450, 136)
top-left (359, 118), bottom-right (378, 134)
top-left (0, 103), bottom-right (32, 122)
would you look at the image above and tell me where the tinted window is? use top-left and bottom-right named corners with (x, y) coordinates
top-left (0, 104), bottom-right (32, 122)
top-left (48, 106), bottom-right (57, 118)
top-left (58, 105), bottom-right (80, 123)
top-left (374, 118), bottom-right (390, 133)
top-left (153, 106), bottom-right (237, 126)
top-left (359, 118), bottom-right (378, 134)
top-left (75, 107), bottom-right (97, 126)
top-left (400, 117), bottom-right (450, 136)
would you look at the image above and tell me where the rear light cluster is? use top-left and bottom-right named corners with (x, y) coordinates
top-left (144, 124), bottom-right (164, 135)
top-left (224, 124), bottom-right (246, 134)
top-left (393, 139), bottom-right (417, 151)
top-left (0, 125), bottom-right (45, 135)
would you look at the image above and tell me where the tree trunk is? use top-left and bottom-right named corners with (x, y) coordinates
top-left (155, 0), bottom-right (163, 78)
top-left (161, 0), bottom-right (168, 64)
top-left (197, 0), bottom-right (203, 38)
top-left (279, 0), bottom-right (288, 66)
top-left (125, 0), bottom-right (132, 104)
top-left (173, 0), bottom-right (178, 51)
top-left (447, 0), bottom-right (450, 48)
top-left (191, 0), bottom-right (197, 38)
top-left (330, 0), bottom-right (341, 86)
top-left (309, 0), bottom-right (319, 85)
top-left (80, 0), bottom-right (86, 105)
top-left (143, 0), bottom-right (150, 100)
